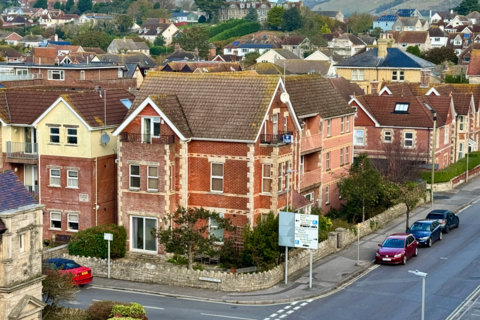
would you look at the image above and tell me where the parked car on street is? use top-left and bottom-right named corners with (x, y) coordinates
top-left (44, 258), bottom-right (93, 285)
top-left (375, 234), bottom-right (418, 265)
top-left (426, 209), bottom-right (459, 233)
top-left (408, 220), bottom-right (442, 247)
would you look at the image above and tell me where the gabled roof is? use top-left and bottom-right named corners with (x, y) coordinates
top-left (326, 76), bottom-right (364, 102)
top-left (397, 31), bottom-right (429, 44)
top-left (271, 48), bottom-right (300, 59)
top-left (467, 49), bottom-right (480, 76)
top-left (396, 17), bottom-right (422, 27)
top-left (0, 45), bottom-right (22, 57)
top-left (358, 35), bottom-right (376, 45)
top-left (335, 48), bottom-right (435, 69)
top-left (375, 15), bottom-right (397, 22)
top-left (282, 36), bottom-right (305, 46)
top-left (429, 27), bottom-right (447, 37)
top-left (83, 47), bottom-right (106, 54)
top-left (396, 9), bottom-right (417, 17)
top-left (249, 62), bottom-right (291, 75)
top-left (434, 11), bottom-right (457, 20)
top-left (97, 53), bottom-right (157, 68)
top-left (274, 59), bottom-right (331, 76)
top-left (0, 170), bottom-right (38, 214)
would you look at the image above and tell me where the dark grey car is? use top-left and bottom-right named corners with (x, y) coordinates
top-left (426, 209), bottom-right (459, 233)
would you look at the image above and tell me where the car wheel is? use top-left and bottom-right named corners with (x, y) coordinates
top-left (403, 255), bottom-right (407, 265)
top-left (445, 224), bottom-right (450, 234)
top-left (414, 247), bottom-right (418, 257)
top-left (439, 232), bottom-right (443, 241)
top-left (428, 238), bottom-right (432, 247)
top-left (456, 217), bottom-right (460, 228)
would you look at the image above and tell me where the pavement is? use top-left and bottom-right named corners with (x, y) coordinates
top-left (86, 175), bottom-right (480, 306)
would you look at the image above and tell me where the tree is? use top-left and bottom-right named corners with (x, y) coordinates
top-left (406, 45), bottom-right (422, 57)
top-left (242, 212), bottom-right (282, 271)
top-left (244, 7), bottom-right (258, 22)
top-left (155, 207), bottom-right (234, 270)
top-left (320, 25), bottom-right (331, 34)
top-left (454, 0), bottom-right (480, 15)
top-left (115, 14), bottom-right (134, 32)
top-left (424, 47), bottom-right (458, 64)
top-left (53, 1), bottom-right (61, 9)
top-left (338, 153), bottom-right (384, 222)
top-left (127, 0), bottom-right (151, 23)
top-left (77, 0), bottom-right (92, 13)
top-left (72, 30), bottom-right (112, 51)
top-left (311, 206), bottom-right (332, 241)
top-left (42, 264), bottom-right (77, 306)
top-left (198, 15), bottom-right (206, 23)
top-left (395, 182), bottom-right (422, 232)
top-left (194, 0), bottom-right (224, 21)
top-left (172, 26), bottom-right (210, 57)
top-left (371, 27), bottom-right (383, 39)
top-left (154, 34), bottom-right (165, 46)
top-left (243, 52), bottom-right (260, 67)
top-left (65, 0), bottom-right (74, 12)
top-left (33, 0), bottom-right (47, 8)
top-left (348, 12), bottom-right (373, 34)
top-left (179, 0), bottom-right (191, 11)
top-left (446, 69), bottom-right (469, 83)
top-left (267, 6), bottom-right (285, 28)
top-left (282, 6), bottom-right (301, 31)
top-left (153, 2), bottom-right (160, 9)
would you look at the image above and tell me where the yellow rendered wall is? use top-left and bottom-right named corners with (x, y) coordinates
top-left (91, 127), bottom-right (118, 158)
top-left (1, 125), bottom-right (24, 151)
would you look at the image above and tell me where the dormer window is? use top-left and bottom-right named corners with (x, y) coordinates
top-left (394, 103), bottom-right (409, 113)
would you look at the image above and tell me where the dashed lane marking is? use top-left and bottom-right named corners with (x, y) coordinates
top-left (200, 313), bottom-right (257, 320)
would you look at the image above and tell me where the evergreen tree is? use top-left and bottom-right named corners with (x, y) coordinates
top-left (153, 2), bottom-right (160, 9)
top-left (244, 7), bottom-right (258, 22)
top-left (267, 6), bottom-right (285, 28)
top-left (406, 45), bottom-right (422, 57)
top-left (454, 0), bottom-right (480, 15)
top-left (33, 0), bottom-right (47, 8)
top-left (194, 0), bottom-right (224, 21)
top-left (65, 0), bottom-right (74, 12)
top-left (53, 1), bottom-right (61, 9)
top-left (77, 0), bottom-right (92, 13)
top-left (154, 34), bottom-right (165, 46)
top-left (282, 6), bottom-right (301, 31)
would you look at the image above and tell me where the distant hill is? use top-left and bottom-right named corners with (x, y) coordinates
top-left (306, 0), bottom-right (461, 17)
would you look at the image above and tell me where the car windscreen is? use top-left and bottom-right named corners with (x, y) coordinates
top-left (410, 223), bottom-right (431, 231)
top-left (382, 239), bottom-right (405, 248)
top-left (54, 261), bottom-right (81, 270)
top-left (427, 214), bottom-right (445, 219)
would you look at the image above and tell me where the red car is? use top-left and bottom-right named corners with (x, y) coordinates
top-left (375, 233), bottom-right (418, 265)
top-left (44, 258), bottom-right (93, 285)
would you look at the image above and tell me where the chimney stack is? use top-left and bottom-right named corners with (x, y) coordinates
top-left (174, 43), bottom-right (180, 52)
top-left (420, 68), bottom-right (431, 88)
top-left (194, 47), bottom-right (199, 56)
top-left (377, 33), bottom-right (389, 58)
top-left (54, 34), bottom-right (58, 41)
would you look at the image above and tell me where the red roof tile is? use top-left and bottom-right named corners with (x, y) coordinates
top-left (467, 49), bottom-right (480, 75)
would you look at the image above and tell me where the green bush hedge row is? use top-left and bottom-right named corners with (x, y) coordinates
top-left (209, 19), bottom-right (248, 38)
top-left (68, 224), bottom-right (127, 259)
top-left (149, 45), bottom-right (173, 56)
top-left (421, 152), bottom-right (480, 183)
top-left (210, 21), bottom-right (261, 42)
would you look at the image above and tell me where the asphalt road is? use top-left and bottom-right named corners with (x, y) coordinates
top-left (63, 199), bottom-right (480, 320)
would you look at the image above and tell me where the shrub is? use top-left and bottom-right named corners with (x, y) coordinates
top-left (68, 224), bottom-right (127, 259)
top-left (167, 254), bottom-right (188, 265)
top-left (193, 263), bottom-right (204, 271)
top-left (218, 238), bottom-right (241, 269)
top-left (421, 152), bottom-right (480, 183)
top-left (111, 303), bottom-right (146, 318)
top-left (209, 19), bottom-right (248, 38)
top-left (86, 301), bottom-right (130, 320)
top-left (210, 21), bottom-right (261, 42)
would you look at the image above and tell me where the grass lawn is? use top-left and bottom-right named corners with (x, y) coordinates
top-left (177, 23), bottom-right (211, 29)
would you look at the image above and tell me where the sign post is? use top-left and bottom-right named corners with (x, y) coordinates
top-left (104, 233), bottom-right (113, 279)
top-left (357, 223), bottom-right (361, 266)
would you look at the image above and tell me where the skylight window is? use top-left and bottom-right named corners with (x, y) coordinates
top-left (424, 103), bottom-right (432, 111)
top-left (394, 103), bottom-right (409, 113)
top-left (120, 99), bottom-right (132, 109)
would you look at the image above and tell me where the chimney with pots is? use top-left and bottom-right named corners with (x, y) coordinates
top-left (377, 33), bottom-right (389, 58)
top-left (420, 68), bottom-right (431, 88)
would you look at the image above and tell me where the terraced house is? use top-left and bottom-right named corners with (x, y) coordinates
top-left (112, 72), bottom-right (354, 256)
top-left (0, 88), bottom-right (134, 242)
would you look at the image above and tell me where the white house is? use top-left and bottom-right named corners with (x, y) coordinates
top-left (255, 48), bottom-right (300, 63)
top-left (304, 50), bottom-right (330, 61)
top-left (429, 27), bottom-right (448, 47)
top-left (137, 22), bottom-right (179, 45)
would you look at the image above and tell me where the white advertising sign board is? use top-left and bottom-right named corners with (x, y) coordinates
top-left (294, 213), bottom-right (319, 250)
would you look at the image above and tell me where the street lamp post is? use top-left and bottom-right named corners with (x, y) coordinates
top-left (409, 270), bottom-right (428, 320)
top-left (431, 112), bottom-right (437, 210)
top-left (356, 223), bottom-right (361, 266)
top-left (285, 169), bottom-right (295, 285)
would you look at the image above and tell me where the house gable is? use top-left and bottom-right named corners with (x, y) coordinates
top-left (8, 295), bottom-right (45, 320)
top-left (349, 99), bottom-right (378, 127)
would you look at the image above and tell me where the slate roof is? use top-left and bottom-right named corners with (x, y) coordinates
top-left (0, 46), bottom-right (22, 57)
top-left (285, 74), bottom-right (355, 119)
top-left (0, 170), bottom-right (38, 214)
top-left (396, 17), bottom-right (422, 27)
top-left (429, 27), bottom-right (447, 37)
top-left (111, 39), bottom-right (149, 51)
top-left (335, 48), bottom-right (436, 69)
top-left (125, 72), bottom-right (281, 140)
top-left (344, 34), bottom-right (366, 46)
top-left (271, 48), bottom-right (300, 59)
top-left (97, 53), bottom-right (157, 68)
top-left (326, 76), bottom-right (364, 102)
top-left (165, 49), bottom-right (201, 62)
top-left (358, 35), bottom-right (376, 45)
top-left (138, 23), bottom-right (171, 36)
top-left (396, 9), bottom-right (417, 17)
top-left (397, 31), bottom-right (429, 44)
top-left (282, 36), bottom-right (305, 46)
top-left (467, 49), bottom-right (480, 76)
top-left (275, 59), bottom-right (331, 76)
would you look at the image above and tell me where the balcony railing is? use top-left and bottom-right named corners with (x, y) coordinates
top-left (300, 168), bottom-right (322, 190)
top-left (0, 74), bottom-right (35, 81)
top-left (25, 185), bottom-right (39, 199)
top-left (301, 134), bottom-right (322, 155)
top-left (120, 132), bottom-right (175, 144)
top-left (6, 141), bottom-right (38, 159)
top-left (260, 131), bottom-right (293, 145)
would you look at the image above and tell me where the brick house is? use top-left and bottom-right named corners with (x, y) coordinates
top-left (112, 72), bottom-right (354, 255)
top-left (0, 88), bottom-right (134, 241)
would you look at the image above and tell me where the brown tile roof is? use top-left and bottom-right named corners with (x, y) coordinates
top-left (428, 27), bottom-right (447, 37)
top-left (48, 45), bottom-right (82, 52)
top-left (326, 76), bottom-right (364, 102)
top-left (0, 46), bottom-right (22, 58)
top-left (274, 59), bottom-right (331, 76)
top-left (285, 74), bottom-right (355, 119)
top-left (249, 62), bottom-right (291, 75)
top-left (356, 95), bottom-right (446, 127)
top-left (126, 72), bottom-right (281, 140)
top-left (397, 31), bottom-right (429, 44)
top-left (451, 93), bottom-right (473, 115)
top-left (83, 47), bottom-right (106, 54)
top-left (467, 50), bottom-right (480, 75)
top-left (282, 36), bottom-right (305, 46)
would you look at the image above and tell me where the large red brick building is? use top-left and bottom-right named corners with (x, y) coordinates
top-left (113, 72), bottom-right (355, 255)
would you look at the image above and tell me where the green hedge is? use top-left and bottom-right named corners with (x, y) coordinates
top-left (210, 21), bottom-right (261, 42)
top-left (421, 152), bottom-right (480, 183)
top-left (209, 19), bottom-right (248, 38)
top-left (109, 303), bottom-right (146, 319)
top-left (68, 224), bottom-right (127, 259)
top-left (150, 45), bottom-right (173, 56)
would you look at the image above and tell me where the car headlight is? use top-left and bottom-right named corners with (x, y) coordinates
top-left (394, 253), bottom-right (403, 258)
top-left (376, 252), bottom-right (380, 257)
top-left (419, 237), bottom-right (429, 241)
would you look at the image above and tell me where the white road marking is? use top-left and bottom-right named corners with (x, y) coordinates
top-left (446, 282), bottom-right (480, 320)
top-left (200, 313), bottom-right (257, 320)
top-left (286, 311), bottom-right (293, 314)
top-left (457, 205), bottom-right (471, 214)
top-left (277, 309), bottom-right (284, 313)
top-left (307, 299), bottom-right (313, 302)
top-left (291, 302), bottom-right (298, 305)
top-left (92, 299), bottom-right (164, 310)
top-left (269, 314), bottom-right (277, 317)
top-left (284, 306), bottom-right (291, 309)
top-left (294, 307), bottom-right (300, 310)
top-left (300, 303), bottom-right (307, 306)
top-left (279, 315), bottom-right (287, 319)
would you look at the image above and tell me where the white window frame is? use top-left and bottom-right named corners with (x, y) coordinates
top-left (19, 234), bottom-right (24, 252)
top-left (67, 170), bottom-right (78, 188)
top-left (272, 114), bottom-right (278, 135)
top-left (327, 119), bottom-right (331, 137)
top-left (404, 132), bottom-right (414, 148)
top-left (285, 160), bottom-right (290, 191)
top-left (384, 130), bottom-right (392, 142)
top-left (278, 162), bottom-right (283, 192)
top-left (66, 128), bottom-right (77, 145)
top-left (169, 165), bottom-right (174, 191)
top-left (262, 164), bottom-right (272, 194)
top-left (147, 166), bottom-right (158, 191)
top-left (50, 211), bottom-right (61, 230)
top-left (346, 116), bottom-right (350, 132)
top-left (352, 69), bottom-right (357, 80)
top-left (48, 70), bottom-right (64, 80)
top-left (340, 148), bottom-right (344, 165)
top-left (399, 70), bottom-right (405, 81)
top-left (326, 152), bottom-right (331, 170)
top-left (209, 213), bottom-right (225, 244)
top-left (459, 115), bottom-right (465, 131)
top-left (358, 69), bottom-right (364, 81)
top-left (325, 186), bottom-right (330, 204)
top-left (118, 68), bottom-right (123, 78)
top-left (49, 127), bottom-right (60, 144)
top-left (392, 70), bottom-right (397, 81)
top-left (129, 165), bottom-right (140, 190)
top-left (210, 162), bottom-right (224, 193)
top-left (300, 155), bottom-right (305, 175)
top-left (129, 216), bottom-right (158, 253)
top-left (346, 146), bottom-right (350, 164)
top-left (444, 126), bottom-right (449, 144)
top-left (341, 117), bottom-right (344, 133)
top-left (354, 129), bottom-right (364, 146)
top-left (67, 213), bottom-right (79, 231)
top-left (80, 70), bottom-right (85, 80)
top-left (459, 143), bottom-right (464, 159)
top-left (50, 169), bottom-right (60, 186)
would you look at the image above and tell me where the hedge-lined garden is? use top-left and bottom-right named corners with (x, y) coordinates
top-left (209, 19), bottom-right (249, 38)
top-left (68, 224), bottom-right (127, 259)
top-left (210, 21), bottom-right (261, 42)
top-left (421, 152), bottom-right (480, 183)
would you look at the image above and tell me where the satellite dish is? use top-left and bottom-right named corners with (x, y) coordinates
top-left (101, 133), bottom-right (110, 144)
top-left (280, 92), bottom-right (290, 103)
